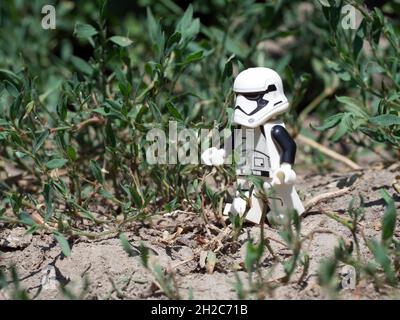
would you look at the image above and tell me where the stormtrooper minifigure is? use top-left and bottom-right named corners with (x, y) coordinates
top-left (201, 67), bottom-right (305, 224)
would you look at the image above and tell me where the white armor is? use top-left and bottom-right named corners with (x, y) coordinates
top-left (233, 67), bottom-right (289, 128)
top-left (202, 67), bottom-right (305, 224)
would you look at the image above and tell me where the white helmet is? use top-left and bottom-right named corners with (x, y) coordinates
top-left (233, 67), bottom-right (289, 128)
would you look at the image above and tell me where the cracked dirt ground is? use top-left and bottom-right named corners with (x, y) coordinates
top-left (1, 163), bottom-right (399, 300)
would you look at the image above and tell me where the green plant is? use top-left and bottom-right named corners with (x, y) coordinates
top-left (0, 266), bottom-right (30, 300)
top-left (120, 233), bottom-right (180, 299)
top-left (318, 190), bottom-right (399, 296)
top-left (316, 0), bottom-right (400, 150)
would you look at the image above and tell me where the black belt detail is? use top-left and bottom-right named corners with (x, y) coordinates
top-left (261, 171), bottom-right (270, 177)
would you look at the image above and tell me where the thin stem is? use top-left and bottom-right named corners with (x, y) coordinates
top-left (297, 85), bottom-right (338, 128)
top-left (297, 134), bottom-right (362, 170)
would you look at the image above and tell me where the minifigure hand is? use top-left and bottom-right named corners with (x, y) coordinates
top-left (201, 147), bottom-right (226, 166)
top-left (272, 163), bottom-right (296, 185)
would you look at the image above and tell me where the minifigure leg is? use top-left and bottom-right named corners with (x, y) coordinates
top-left (222, 177), bottom-right (266, 224)
top-left (263, 179), bottom-right (305, 223)
top-left (223, 203), bottom-right (232, 216)
top-left (245, 191), bottom-right (265, 224)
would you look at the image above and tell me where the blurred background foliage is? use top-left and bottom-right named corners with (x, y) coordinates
top-left (0, 0), bottom-right (399, 238)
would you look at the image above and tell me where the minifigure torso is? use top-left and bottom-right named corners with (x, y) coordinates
top-left (234, 121), bottom-right (295, 177)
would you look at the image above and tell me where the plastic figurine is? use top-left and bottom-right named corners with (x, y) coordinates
top-left (201, 67), bottom-right (305, 224)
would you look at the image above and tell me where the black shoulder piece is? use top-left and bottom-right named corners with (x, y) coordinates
top-left (271, 125), bottom-right (296, 165)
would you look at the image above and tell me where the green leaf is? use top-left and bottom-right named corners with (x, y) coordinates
top-left (57, 97), bottom-right (68, 121)
top-left (369, 239), bottom-right (397, 285)
top-left (206, 251), bottom-right (217, 273)
top-left (337, 70), bottom-right (351, 82)
top-left (247, 176), bottom-right (264, 190)
top-left (25, 101), bottom-right (35, 117)
top-left (336, 96), bottom-right (369, 118)
top-left (109, 36), bottom-right (133, 47)
top-left (380, 189), bottom-right (397, 244)
top-left (90, 160), bottom-right (104, 184)
top-left (140, 242), bottom-right (150, 268)
top-left (130, 185), bottom-right (144, 208)
top-left (244, 241), bottom-right (257, 272)
top-left (19, 212), bottom-right (35, 226)
top-left (70, 56), bottom-right (93, 76)
top-left (179, 50), bottom-right (204, 66)
top-left (229, 211), bottom-right (242, 231)
top-left (4, 80), bottom-right (19, 97)
top-left (177, 5), bottom-right (194, 32)
top-left (369, 114), bottom-right (400, 126)
top-left (33, 129), bottom-right (49, 154)
top-left (146, 8), bottom-right (158, 43)
top-left (0, 69), bottom-right (22, 91)
top-left (119, 233), bottom-right (138, 257)
top-left (331, 113), bottom-right (351, 142)
top-left (166, 32), bottom-right (181, 51)
top-left (105, 122), bottom-right (116, 147)
top-left (222, 55), bottom-right (235, 81)
top-left (244, 240), bottom-right (264, 273)
top-left (9, 93), bottom-right (23, 121)
top-left (353, 20), bottom-right (366, 59)
top-left (74, 23), bottom-right (98, 39)
top-left (53, 232), bottom-right (71, 257)
top-left (371, 8), bottom-right (384, 44)
top-left (322, 1), bottom-right (342, 30)
top-left (146, 8), bottom-right (165, 57)
top-left (314, 113), bottom-right (344, 131)
top-left (67, 146), bottom-right (77, 162)
top-left (46, 158), bottom-right (68, 169)
top-left (177, 5), bottom-right (200, 42)
top-left (166, 102), bottom-right (183, 121)
top-left (149, 101), bottom-right (162, 123)
top-left (15, 151), bottom-right (26, 159)
top-left (318, 258), bottom-right (337, 287)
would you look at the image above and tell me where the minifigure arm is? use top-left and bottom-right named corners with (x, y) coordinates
top-left (270, 125), bottom-right (297, 185)
top-left (271, 125), bottom-right (296, 165)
